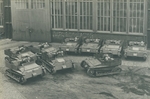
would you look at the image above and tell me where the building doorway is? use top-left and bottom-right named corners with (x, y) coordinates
top-left (4, 0), bottom-right (12, 38)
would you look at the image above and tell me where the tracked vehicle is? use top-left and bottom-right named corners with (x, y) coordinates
top-left (81, 54), bottom-right (122, 77)
top-left (79, 38), bottom-right (103, 54)
top-left (4, 50), bottom-right (46, 84)
top-left (59, 37), bottom-right (81, 53)
top-left (4, 45), bottom-right (30, 57)
top-left (37, 50), bottom-right (75, 74)
top-left (100, 40), bottom-right (124, 57)
top-left (124, 41), bottom-right (147, 60)
top-left (29, 42), bottom-right (58, 58)
top-left (28, 42), bottom-right (75, 73)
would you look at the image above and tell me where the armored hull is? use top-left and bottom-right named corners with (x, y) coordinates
top-left (59, 37), bottom-right (81, 53)
top-left (81, 57), bottom-right (122, 77)
top-left (4, 45), bottom-right (30, 57)
top-left (38, 57), bottom-right (75, 74)
top-left (60, 42), bottom-right (79, 53)
top-left (100, 40), bottom-right (124, 57)
top-left (4, 50), bottom-right (46, 84)
top-left (79, 39), bottom-right (103, 54)
top-left (124, 41), bottom-right (147, 60)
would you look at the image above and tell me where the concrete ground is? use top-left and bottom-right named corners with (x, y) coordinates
top-left (0, 39), bottom-right (150, 99)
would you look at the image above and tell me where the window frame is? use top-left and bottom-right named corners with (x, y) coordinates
top-left (15, 0), bottom-right (29, 9)
top-left (128, 0), bottom-right (145, 34)
top-left (50, 0), bottom-right (147, 35)
top-left (51, 0), bottom-right (63, 29)
top-left (65, 0), bottom-right (78, 29)
top-left (79, 0), bottom-right (93, 30)
top-left (31, 0), bottom-right (45, 9)
top-left (97, 0), bottom-right (111, 32)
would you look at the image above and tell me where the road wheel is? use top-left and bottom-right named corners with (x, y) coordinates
top-left (87, 69), bottom-right (95, 77)
top-left (72, 63), bottom-right (76, 70)
top-left (40, 69), bottom-right (46, 78)
top-left (51, 68), bottom-right (56, 74)
top-left (36, 60), bottom-right (42, 65)
top-left (80, 61), bottom-right (84, 67)
top-left (124, 54), bottom-right (127, 59)
top-left (80, 61), bottom-right (86, 69)
top-left (5, 70), bottom-right (9, 76)
top-left (78, 48), bottom-right (81, 54)
top-left (143, 57), bottom-right (147, 61)
top-left (111, 67), bottom-right (122, 75)
top-left (118, 53), bottom-right (122, 58)
top-left (20, 76), bottom-right (27, 84)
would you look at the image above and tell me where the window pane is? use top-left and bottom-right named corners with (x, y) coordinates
top-left (113, 0), bottom-right (127, 32)
top-left (129, 0), bottom-right (144, 33)
top-left (51, 0), bottom-right (63, 28)
top-left (65, 0), bottom-right (78, 29)
top-left (15, 0), bottom-right (29, 9)
top-left (31, 0), bottom-right (45, 9)
top-left (97, 0), bottom-right (110, 31)
top-left (80, 0), bottom-right (93, 30)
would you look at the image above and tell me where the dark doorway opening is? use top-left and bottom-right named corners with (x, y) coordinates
top-left (4, 0), bottom-right (12, 38)
top-left (147, 31), bottom-right (150, 49)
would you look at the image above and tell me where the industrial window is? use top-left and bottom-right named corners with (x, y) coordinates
top-left (65, 0), bottom-right (78, 29)
top-left (113, 0), bottom-right (127, 32)
top-left (31, 0), bottom-right (45, 9)
top-left (0, 0), bottom-right (3, 26)
top-left (80, 0), bottom-right (93, 30)
top-left (97, 0), bottom-right (110, 31)
top-left (50, 0), bottom-right (146, 34)
top-left (15, 0), bottom-right (29, 9)
top-left (51, 0), bottom-right (63, 28)
top-left (129, 0), bottom-right (144, 33)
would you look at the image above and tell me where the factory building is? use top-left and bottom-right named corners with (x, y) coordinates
top-left (3, 0), bottom-right (150, 48)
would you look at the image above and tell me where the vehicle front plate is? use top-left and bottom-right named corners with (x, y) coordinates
top-left (133, 53), bottom-right (137, 56)
top-left (87, 49), bottom-right (90, 52)
top-left (62, 65), bottom-right (67, 69)
top-left (66, 49), bottom-right (69, 51)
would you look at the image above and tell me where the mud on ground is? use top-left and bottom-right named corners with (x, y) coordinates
top-left (4, 63), bottom-right (150, 99)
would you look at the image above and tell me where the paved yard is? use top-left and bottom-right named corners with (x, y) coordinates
top-left (0, 39), bottom-right (150, 99)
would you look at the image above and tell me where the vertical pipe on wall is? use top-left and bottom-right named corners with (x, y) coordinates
top-left (85, 1), bottom-right (87, 29)
top-left (144, 0), bottom-right (147, 37)
top-left (93, 0), bottom-right (96, 32)
top-left (82, 0), bottom-right (83, 29)
top-left (127, 0), bottom-right (129, 34)
top-left (110, 0), bottom-right (113, 33)
top-left (139, 0), bottom-right (141, 33)
top-left (46, 0), bottom-right (51, 42)
top-left (70, 1), bottom-right (72, 29)
top-left (63, 0), bottom-right (65, 30)
top-left (119, 0), bottom-right (120, 32)
top-left (77, 0), bottom-right (80, 31)
top-left (135, 0), bottom-right (137, 33)
top-left (53, 1), bottom-right (56, 28)
top-left (144, 0), bottom-right (148, 43)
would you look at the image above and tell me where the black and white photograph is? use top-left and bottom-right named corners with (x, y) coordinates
top-left (0, 0), bottom-right (150, 99)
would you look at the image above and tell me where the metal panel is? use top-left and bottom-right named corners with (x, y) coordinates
top-left (29, 10), bottom-right (51, 42)
top-left (11, 0), bottom-right (51, 42)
